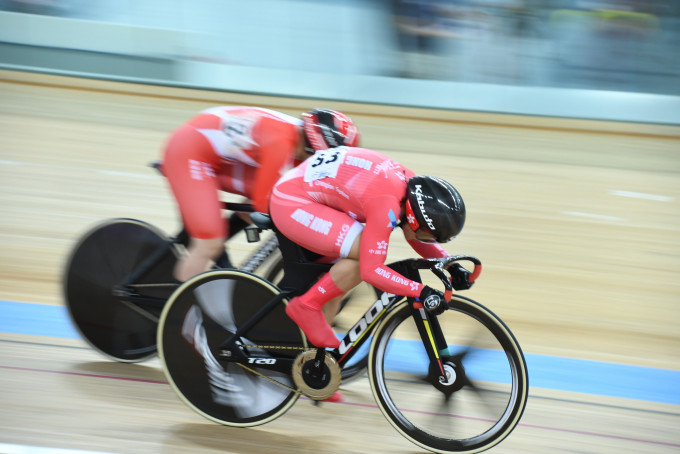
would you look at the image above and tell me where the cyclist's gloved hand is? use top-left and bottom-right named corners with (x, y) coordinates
top-left (449, 264), bottom-right (474, 291)
top-left (418, 285), bottom-right (447, 315)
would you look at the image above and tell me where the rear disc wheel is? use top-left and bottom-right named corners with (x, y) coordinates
top-left (64, 219), bottom-right (177, 362)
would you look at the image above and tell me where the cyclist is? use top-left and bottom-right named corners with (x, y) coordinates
top-left (161, 107), bottom-right (360, 282)
top-left (269, 147), bottom-right (473, 349)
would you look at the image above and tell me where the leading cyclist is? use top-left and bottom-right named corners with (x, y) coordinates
top-left (269, 147), bottom-right (474, 349)
top-left (161, 107), bottom-right (360, 282)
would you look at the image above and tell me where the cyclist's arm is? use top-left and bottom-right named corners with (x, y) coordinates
top-left (406, 239), bottom-right (449, 258)
top-left (251, 123), bottom-right (297, 213)
top-left (358, 197), bottom-right (424, 298)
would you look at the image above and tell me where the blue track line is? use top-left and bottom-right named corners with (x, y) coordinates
top-left (1, 300), bottom-right (679, 405)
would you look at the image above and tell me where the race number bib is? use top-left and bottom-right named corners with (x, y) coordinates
top-left (221, 115), bottom-right (256, 154)
top-left (304, 148), bottom-right (346, 182)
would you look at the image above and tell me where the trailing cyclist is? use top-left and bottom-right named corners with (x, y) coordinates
top-left (160, 107), bottom-right (360, 282)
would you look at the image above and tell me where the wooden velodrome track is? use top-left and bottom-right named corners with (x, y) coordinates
top-left (1, 69), bottom-right (678, 453)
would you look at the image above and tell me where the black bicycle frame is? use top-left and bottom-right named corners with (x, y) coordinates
top-left (335, 258), bottom-right (448, 377)
top-left (216, 258), bottom-right (451, 382)
top-left (113, 238), bottom-right (178, 312)
top-left (114, 201), bottom-right (271, 314)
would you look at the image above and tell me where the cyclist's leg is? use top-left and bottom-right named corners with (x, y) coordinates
top-left (322, 295), bottom-right (342, 324)
top-left (163, 125), bottom-right (227, 281)
top-left (268, 193), bottom-right (370, 380)
top-left (214, 171), bottom-right (262, 269)
top-left (213, 203), bottom-right (256, 269)
top-left (270, 191), bottom-right (364, 348)
top-left (329, 248), bottom-right (361, 287)
top-left (158, 269), bottom-right (302, 426)
top-left (322, 253), bottom-right (362, 323)
top-left (299, 255), bottom-right (355, 325)
top-left (180, 237), bottom-right (226, 280)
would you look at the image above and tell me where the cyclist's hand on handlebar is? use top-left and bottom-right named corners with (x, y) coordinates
top-left (449, 264), bottom-right (474, 291)
top-left (418, 286), bottom-right (448, 315)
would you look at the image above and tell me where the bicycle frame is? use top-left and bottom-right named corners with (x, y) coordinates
top-left (113, 238), bottom-right (179, 313)
top-left (157, 235), bottom-right (528, 452)
top-left (112, 202), bottom-right (274, 319)
top-left (216, 257), bottom-right (452, 382)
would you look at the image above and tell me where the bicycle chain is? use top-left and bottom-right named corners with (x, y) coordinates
top-left (240, 344), bottom-right (307, 351)
top-left (129, 283), bottom-right (178, 288)
top-left (233, 345), bottom-right (318, 395)
top-left (234, 362), bottom-right (300, 394)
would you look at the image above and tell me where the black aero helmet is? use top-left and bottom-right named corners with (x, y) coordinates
top-left (301, 108), bottom-right (360, 154)
top-left (404, 176), bottom-right (466, 243)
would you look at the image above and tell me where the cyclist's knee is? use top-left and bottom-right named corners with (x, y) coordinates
top-left (345, 232), bottom-right (362, 260)
top-left (190, 237), bottom-right (226, 260)
top-left (330, 258), bottom-right (361, 291)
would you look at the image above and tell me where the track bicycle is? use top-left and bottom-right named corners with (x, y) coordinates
top-left (157, 213), bottom-right (528, 453)
top-left (62, 201), bottom-right (283, 363)
top-left (62, 157), bottom-right (368, 371)
top-left (63, 203), bottom-right (369, 380)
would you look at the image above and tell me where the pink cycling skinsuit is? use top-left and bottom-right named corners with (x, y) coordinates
top-left (270, 147), bottom-right (449, 300)
top-left (162, 106), bottom-right (302, 239)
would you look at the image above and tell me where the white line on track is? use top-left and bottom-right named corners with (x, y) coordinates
top-left (563, 211), bottom-right (624, 221)
top-left (609, 190), bottom-right (674, 202)
top-left (0, 159), bottom-right (155, 179)
top-left (0, 444), bottom-right (115, 454)
top-left (98, 170), bottom-right (155, 179)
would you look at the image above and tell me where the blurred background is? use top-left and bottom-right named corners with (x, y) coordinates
top-left (0, 0), bottom-right (679, 371)
top-left (1, 2), bottom-right (679, 452)
top-left (1, 0), bottom-right (679, 122)
top-left (1, 0), bottom-right (679, 370)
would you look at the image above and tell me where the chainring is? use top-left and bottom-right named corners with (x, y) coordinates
top-left (291, 350), bottom-right (341, 400)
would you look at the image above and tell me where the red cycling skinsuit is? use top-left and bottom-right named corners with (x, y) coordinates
top-left (270, 147), bottom-right (448, 298)
top-left (162, 106), bottom-right (301, 239)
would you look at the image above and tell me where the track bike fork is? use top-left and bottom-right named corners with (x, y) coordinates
top-left (409, 300), bottom-right (450, 379)
top-left (400, 259), bottom-right (451, 381)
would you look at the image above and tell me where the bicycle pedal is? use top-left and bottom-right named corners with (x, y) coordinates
top-left (312, 391), bottom-right (343, 406)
